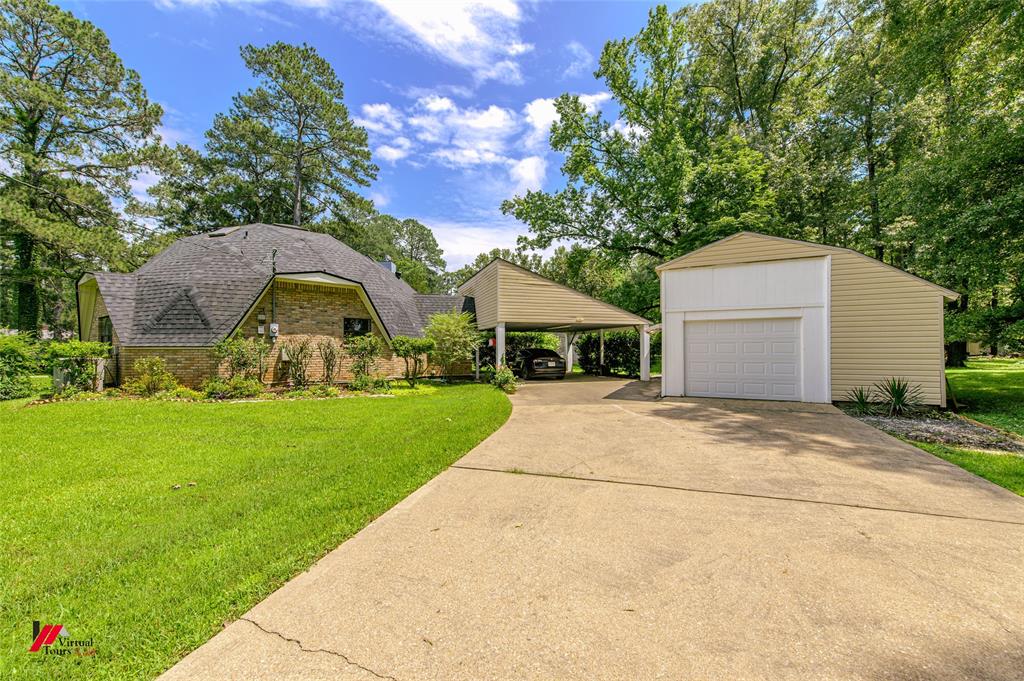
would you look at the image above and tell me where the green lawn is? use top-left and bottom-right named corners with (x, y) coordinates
top-left (945, 357), bottom-right (1024, 436)
top-left (0, 384), bottom-right (510, 680)
top-left (916, 357), bottom-right (1024, 496)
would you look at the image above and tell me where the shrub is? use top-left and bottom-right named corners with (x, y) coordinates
top-left (844, 386), bottom-right (876, 415)
top-left (425, 310), bottom-right (481, 379)
top-left (123, 357), bottom-right (178, 397)
top-left (201, 375), bottom-right (265, 400)
top-left (157, 386), bottom-right (204, 401)
top-left (45, 340), bottom-right (109, 392)
top-left (283, 336), bottom-right (314, 387)
top-left (350, 372), bottom-right (392, 394)
top-left (347, 334), bottom-right (383, 384)
top-left (492, 365), bottom-right (518, 394)
top-left (214, 337), bottom-right (270, 379)
top-left (391, 335), bottom-right (435, 387)
top-left (317, 337), bottom-right (340, 384)
top-left (576, 330), bottom-right (660, 377)
top-left (873, 377), bottom-right (923, 417)
top-left (0, 334), bottom-right (36, 400)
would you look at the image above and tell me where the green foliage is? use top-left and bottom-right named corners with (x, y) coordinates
top-left (0, 334), bottom-right (36, 400)
top-left (576, 330), bottom-right (659, 377)
top-left (349, 372), bottom-right (392, 394)
top-left (425, 310), bottom-right (481, 378)
top-left (317, 337), bottom-right (340, 384)
top-left (123, 357), bottom-right (178, 397)
top-left (0, 0), bottom-right (166, 333)
top-left (346, 333), bottom-right (383, 384)
top-left (213, 336), bottom-right (270, 380)
top-left (873, 377), bottom-right (924, 417)
top-left (283, 335), bottom-right (314, 388)
top-left (156, 386), bottom-right (204, 402)
top-left (844, 386), bottom-right (876, 415)
top-left (391, 335), bottom-right (435, 387)
top-left (492, 365), bottom-right (518, 394)
top-left (201, 375), bottom-right (265, 400)
top-left (45, 340), bottom-right (110, 392)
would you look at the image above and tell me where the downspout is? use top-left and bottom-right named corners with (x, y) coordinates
top-left (271, 249), bottom-right (278, 332)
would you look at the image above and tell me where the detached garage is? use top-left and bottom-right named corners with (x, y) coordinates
top-left (658, 232), bottom-right (959, 406)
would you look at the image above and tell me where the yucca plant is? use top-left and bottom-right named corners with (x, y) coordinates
top-left (873, 377), bottom-right (923, 417)
top-left (844, 386), bottom-right (876, 415)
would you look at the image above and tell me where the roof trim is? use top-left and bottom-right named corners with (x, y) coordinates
top-left (462, 257), bottom-right (652, 326)
top-left (656, 231), bottom-right (960, 300)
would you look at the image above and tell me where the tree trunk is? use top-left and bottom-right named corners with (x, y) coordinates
top-left (291, 116), bottom-right (304, 227)
top-left (945, 293), bottom-right (969, 368)
top-left (14, 232), bottom-right (38, 336)
top-left (990, 287), bottom-right (999, 356)
top-left (864, 102), bottom-right (883, 261)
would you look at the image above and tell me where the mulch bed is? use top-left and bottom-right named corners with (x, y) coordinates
top-left (849, 410), bottom-right (1024, 453)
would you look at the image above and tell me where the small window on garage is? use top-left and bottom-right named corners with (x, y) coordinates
top-left (344, 318), bottom-right (371, 337)
top-left (98, 316), bottom-right (113, 344)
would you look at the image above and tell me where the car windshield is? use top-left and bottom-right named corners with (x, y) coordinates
top-left (527, 349), bottom-right (560, 359)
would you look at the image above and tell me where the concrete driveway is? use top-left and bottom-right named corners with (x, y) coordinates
top-left (162, 377), bottom-right (1024, 681)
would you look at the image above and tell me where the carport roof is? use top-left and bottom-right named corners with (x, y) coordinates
top-left (457, 258), bottom-right (650, 331)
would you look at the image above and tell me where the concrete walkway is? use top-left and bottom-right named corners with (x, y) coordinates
top-left (162, 377), bottom-right (1024, 680)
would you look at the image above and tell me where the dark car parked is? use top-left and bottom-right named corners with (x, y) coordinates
top-left (510, 348), bottom-right (567, 380)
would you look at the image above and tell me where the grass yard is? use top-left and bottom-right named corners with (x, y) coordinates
top-left (0, 384), bottom-right (511, 680)
top-left (945, 357), bottom-right (1024, 436)
top-left (912, 357), bottom-right (1024, 496)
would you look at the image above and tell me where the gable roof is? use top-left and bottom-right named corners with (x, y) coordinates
top-left (85, 223), bottom-right (469, 347)
top-left (656, 231), bottom-right (959, 299)
top-left (458, 257), bottom-right (651, 330)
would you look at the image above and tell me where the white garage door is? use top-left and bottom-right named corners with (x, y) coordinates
top-left (684, 319), bottom-right (801, 400)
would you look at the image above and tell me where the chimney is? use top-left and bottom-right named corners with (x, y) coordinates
top-left (378, 256), bottom-right (397, 275)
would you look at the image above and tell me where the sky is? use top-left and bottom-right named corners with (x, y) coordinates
top-left (57, 0), bottom-right (682, 269)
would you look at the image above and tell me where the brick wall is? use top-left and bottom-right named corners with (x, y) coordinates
top-left (109, 281), bottom-right (472, 388)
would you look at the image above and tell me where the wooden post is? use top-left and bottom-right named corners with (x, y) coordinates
top-left (640, 324), bottom-right (651, 381)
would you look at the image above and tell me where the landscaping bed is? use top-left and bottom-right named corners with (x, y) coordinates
top-left (853, 411), bottom-right (1024, 453)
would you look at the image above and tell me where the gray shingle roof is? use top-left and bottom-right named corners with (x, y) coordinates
top-left (90, 223), bottom-right (471, 347)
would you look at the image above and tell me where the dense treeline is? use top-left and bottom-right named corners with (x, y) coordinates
top-left (504, 1), bottom-right (1024, 364)
top-left (2, 0), bottom-right (1021, 366)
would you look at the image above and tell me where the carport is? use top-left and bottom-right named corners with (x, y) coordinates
top-left (458, 258), bottom-right (653, 380)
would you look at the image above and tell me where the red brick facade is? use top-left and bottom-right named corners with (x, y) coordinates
top-left (99, 280), bottom-right (470, 388)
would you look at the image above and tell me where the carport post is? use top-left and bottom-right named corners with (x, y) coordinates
top-left (474, 346), bottom-right (480, 381)
top-left (495, 322), bottom-right (506, 367)
top-left (599, 330), bottom-right (605, 367)
top-left (640, 324), bottom-right (651, 381)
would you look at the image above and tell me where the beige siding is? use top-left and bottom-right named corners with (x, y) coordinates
top-left (830, 252), bottom-right (945, 405)
top-left (459, 262), bottom-right (499, 328)
top-left (660, 233), bottom-right (949, 406)
top-left (494, 261), bottom-right (646, 327)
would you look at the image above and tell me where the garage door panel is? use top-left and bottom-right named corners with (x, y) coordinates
top-left (685, 319), bottom-right (801, 401)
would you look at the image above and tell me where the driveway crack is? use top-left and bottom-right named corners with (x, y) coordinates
top-left (239, 616), bottom-right (397, 680)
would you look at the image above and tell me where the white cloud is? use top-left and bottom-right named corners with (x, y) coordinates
top-left (421, 219), bottom-right (527, 268)
top-left (366, 0), bottom-right (532, 84)
top-left (408, 99), bottom-right (519, 167)
top-left (509, 155), bottom-right (546, 194)
top-left (376, 136), bottom-right (412, 163)
top-left (522, 92), bottom-right (610, 150)
top-left (562, 40), bottom-right (593, 78)
top-left (355, 102), bottom-right (403, 134)
top-left (368, 190), bottom-right (390, 207)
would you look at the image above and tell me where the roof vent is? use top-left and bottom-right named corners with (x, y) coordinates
top-left (378, 257), bottom-right (397, 275)
top-left (208, 226), bottom-right (242, 238)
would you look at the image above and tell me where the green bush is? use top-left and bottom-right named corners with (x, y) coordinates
top-left (425, 310), bottom-right (481, 378)
top-left (873, 377), bottom-right (923, 417)
top-left (156, 386), bottom-right (204, 401)
top-left (123, 357), bottom-right (178, 397)
top-left (283, 336), bottom-right (314, 387)
top-left (0, 334), bottom-right (36, 400)
top-left (214, 337), bottom-right (270, 379)
top-left (201, 375), bottom-right (265, 400)
top-left (844, 386), bottom-right (876, 415)
top-left (492, 365), bottom-right (518, 394)
top-left (350, 372), bottom-right (392, 394)
top-left (317, 337), bottom-right (340, 384)
top-left (577, 330), bottom-right (660, 377)
top-left (391, 335), bottom-right (435, 387)
top-left (346, 334), bottom-right (383, 384)
top-left (45, 340), bottom-right (110, 392)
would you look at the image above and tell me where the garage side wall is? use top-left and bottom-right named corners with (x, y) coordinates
top-left (458, 263), bottom-right (499, 329)
top-left (830, 253), bottom-right (945, 406)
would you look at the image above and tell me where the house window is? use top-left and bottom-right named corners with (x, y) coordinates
top-left (344, 318), bottom-right (371, 337)
top-left (98, 316), bottom-right (113, 344)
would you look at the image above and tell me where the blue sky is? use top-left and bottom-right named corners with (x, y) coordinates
top-left (58, 0), bottom-right (679, 268)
